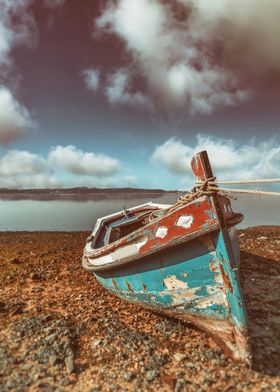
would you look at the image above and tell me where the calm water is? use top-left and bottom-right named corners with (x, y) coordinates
top-left (0, 193), bottom-right (279, 231)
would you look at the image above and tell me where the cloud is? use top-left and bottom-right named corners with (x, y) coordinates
top-left (180, 0), bottom-right (280, 77)
top-left (0, 1), bottom-right (40, 145)
top-left (0, 85), bottom-right (34, 144)
top-left (95, 0), bottom-right (250, 114)
top-left (0, 0), bottom-right (37, 69)
top-left (152, 135), bottom-right (280, 180)
top-left (0, 0), bottom-right (66, 146)
top-left (96, 0), bottom-right (280, 114)
top-left (48, 145), bottom-right (121, 177)
top-left (0, 144), bottom-right (124, 188)
top-left (0, 150), bottom-right (60, 188)
top-left (105, 69), bottom-right (152, 109)
top-left (83, 68), bottom-right (100, 92)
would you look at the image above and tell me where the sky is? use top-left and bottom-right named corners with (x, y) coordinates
top-left (0, 0), bottom-right (279, 190)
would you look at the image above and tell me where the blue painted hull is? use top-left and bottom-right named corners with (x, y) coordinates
top-left (91, 227), bottom-right (250, 363)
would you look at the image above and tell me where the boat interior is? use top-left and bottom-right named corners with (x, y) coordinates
top-left (93, 204), bottom-right (170, 249)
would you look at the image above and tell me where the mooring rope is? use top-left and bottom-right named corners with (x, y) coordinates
top-left (148, 176), bottom-right (280, 222)
top-left (195, 178), bottom-right (280, 185)
top-left (148, 177), bottom-right (217, 222)
top-left (208, 187), bottom-right (280, 197)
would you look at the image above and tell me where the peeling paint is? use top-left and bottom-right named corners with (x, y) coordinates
top-left (126, 281), bottom-right (133, 292)
top-left (219, 264), bottom-right (234, 293)
top-left (155, 226), bottom-right (168, 238)
top-left (163, 275), bottom-right (188, 290)
top-left (176, 215), bottom-right (194, 229)
top-left (112, 279), bottom-right (118, 290)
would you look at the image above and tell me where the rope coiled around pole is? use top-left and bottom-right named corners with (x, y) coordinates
top-left (148, 176), bottom-right (280, 222)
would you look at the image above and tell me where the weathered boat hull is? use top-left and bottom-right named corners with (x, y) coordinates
top-left (90, 226), bottom-right (250, 363)
top-left (82, 151), bottom-right (251, 363)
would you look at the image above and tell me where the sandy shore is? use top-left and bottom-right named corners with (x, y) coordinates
top-left (0, 228), bottom-right (279, 391)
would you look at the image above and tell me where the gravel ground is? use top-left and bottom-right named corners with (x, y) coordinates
top-left (0, 228), bottom-right (279, 391)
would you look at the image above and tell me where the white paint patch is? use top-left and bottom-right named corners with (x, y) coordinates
top-left (163, 275), bottom-right (188, 290)
top-left (176, 215), bottom-right (194, 229)
top-left (87, 236), bottom-right (148, 266)
top-left (155, 226), bottom-right (168, 238)
top-left (214, 270), bottom-right (224, 284)
top-left (195, 292), bottom-right (227, 309)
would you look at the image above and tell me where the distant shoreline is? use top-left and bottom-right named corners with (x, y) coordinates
top-left (0, 187), bottom-right (180, 201)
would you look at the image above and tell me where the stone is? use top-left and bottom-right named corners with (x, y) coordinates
top-left (123, 371), bottom-right (135, 381)
top-left (49, 354), bottom-right (58, 366)
top-left (31, 287), bottom-right (44, 293)
top-left (173, 353), bottom-right (187, 362)
top-left (146, 370), bottom-right (157, 382)
top-left (65, 355), bottom-right (74, 374)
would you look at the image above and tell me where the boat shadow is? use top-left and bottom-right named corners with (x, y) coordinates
top-left (240, 250), bottom-right (280, 375)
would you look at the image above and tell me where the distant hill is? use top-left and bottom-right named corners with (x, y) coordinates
top-left (0, 187), bottom-right (178, 194)
top-left (0, 187), bottom-right (180, 201)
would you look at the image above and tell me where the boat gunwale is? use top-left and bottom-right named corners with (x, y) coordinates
top-left (83, 220), bottom-right (222, 272)
top-left (85, 195), bottom-right (210, 256)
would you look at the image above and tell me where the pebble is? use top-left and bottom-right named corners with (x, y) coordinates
top-left (49, 355), bottom-right (58, 366)
top-left (146, 370), bottom-right (158, 382)
top-left (123, 371), bottom-right (135, 381)
top-left (173, 353), bottom-right (187, 362)
top-left (64, 355), bottom-right (74, 374)
top-left (175, 379), bottom-right (186, 392)
top-left (31, 287), bottom-right (44, 293)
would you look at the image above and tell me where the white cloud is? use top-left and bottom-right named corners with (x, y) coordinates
top-left (152, 138), bottom-right (193, 175)
top-left (96, 0), bottom-right (250, 114)
top-left (48, 145), bottom-right (121, 177)
top-left (0, 0), bottom-right (37, 68)
top-left (106, 69), bottom-right (152, 109)
top-left (0, 149), bottom-right (60, 188)
top-left (0, 144), bottom-right (124, 188)
top-left (0, 85), bottom-right (34, 144)
top-left (0, 173), bottom-right (60, 189)
top-left (96, 0), bottom-right (280, 113)
top-left (0, 1), bottom-right (39, 145)
top-left (152, 135), bottom-right (280, 180)
top-left (0, 150), bottom-right (46, 176)
top-left (83, 68), bottom-right (100, 92)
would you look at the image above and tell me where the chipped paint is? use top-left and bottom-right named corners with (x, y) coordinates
top-left (155, 226), bottom-right (168, 238)
top-left (219, 264), bottom-right (234, 293)
top-left (163, 275), bottom-right (188, 290)
top-left (194, 292), bottom-right (227, 309)
top-left (126, 281), bottom-right (133, 292)
top-left (176, 215), bottom-right (194, 229)
top-left (112, 279), bottom-right (118, 290)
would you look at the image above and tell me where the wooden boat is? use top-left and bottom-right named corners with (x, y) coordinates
top-left (82, 151), bottom-right (251, 364)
